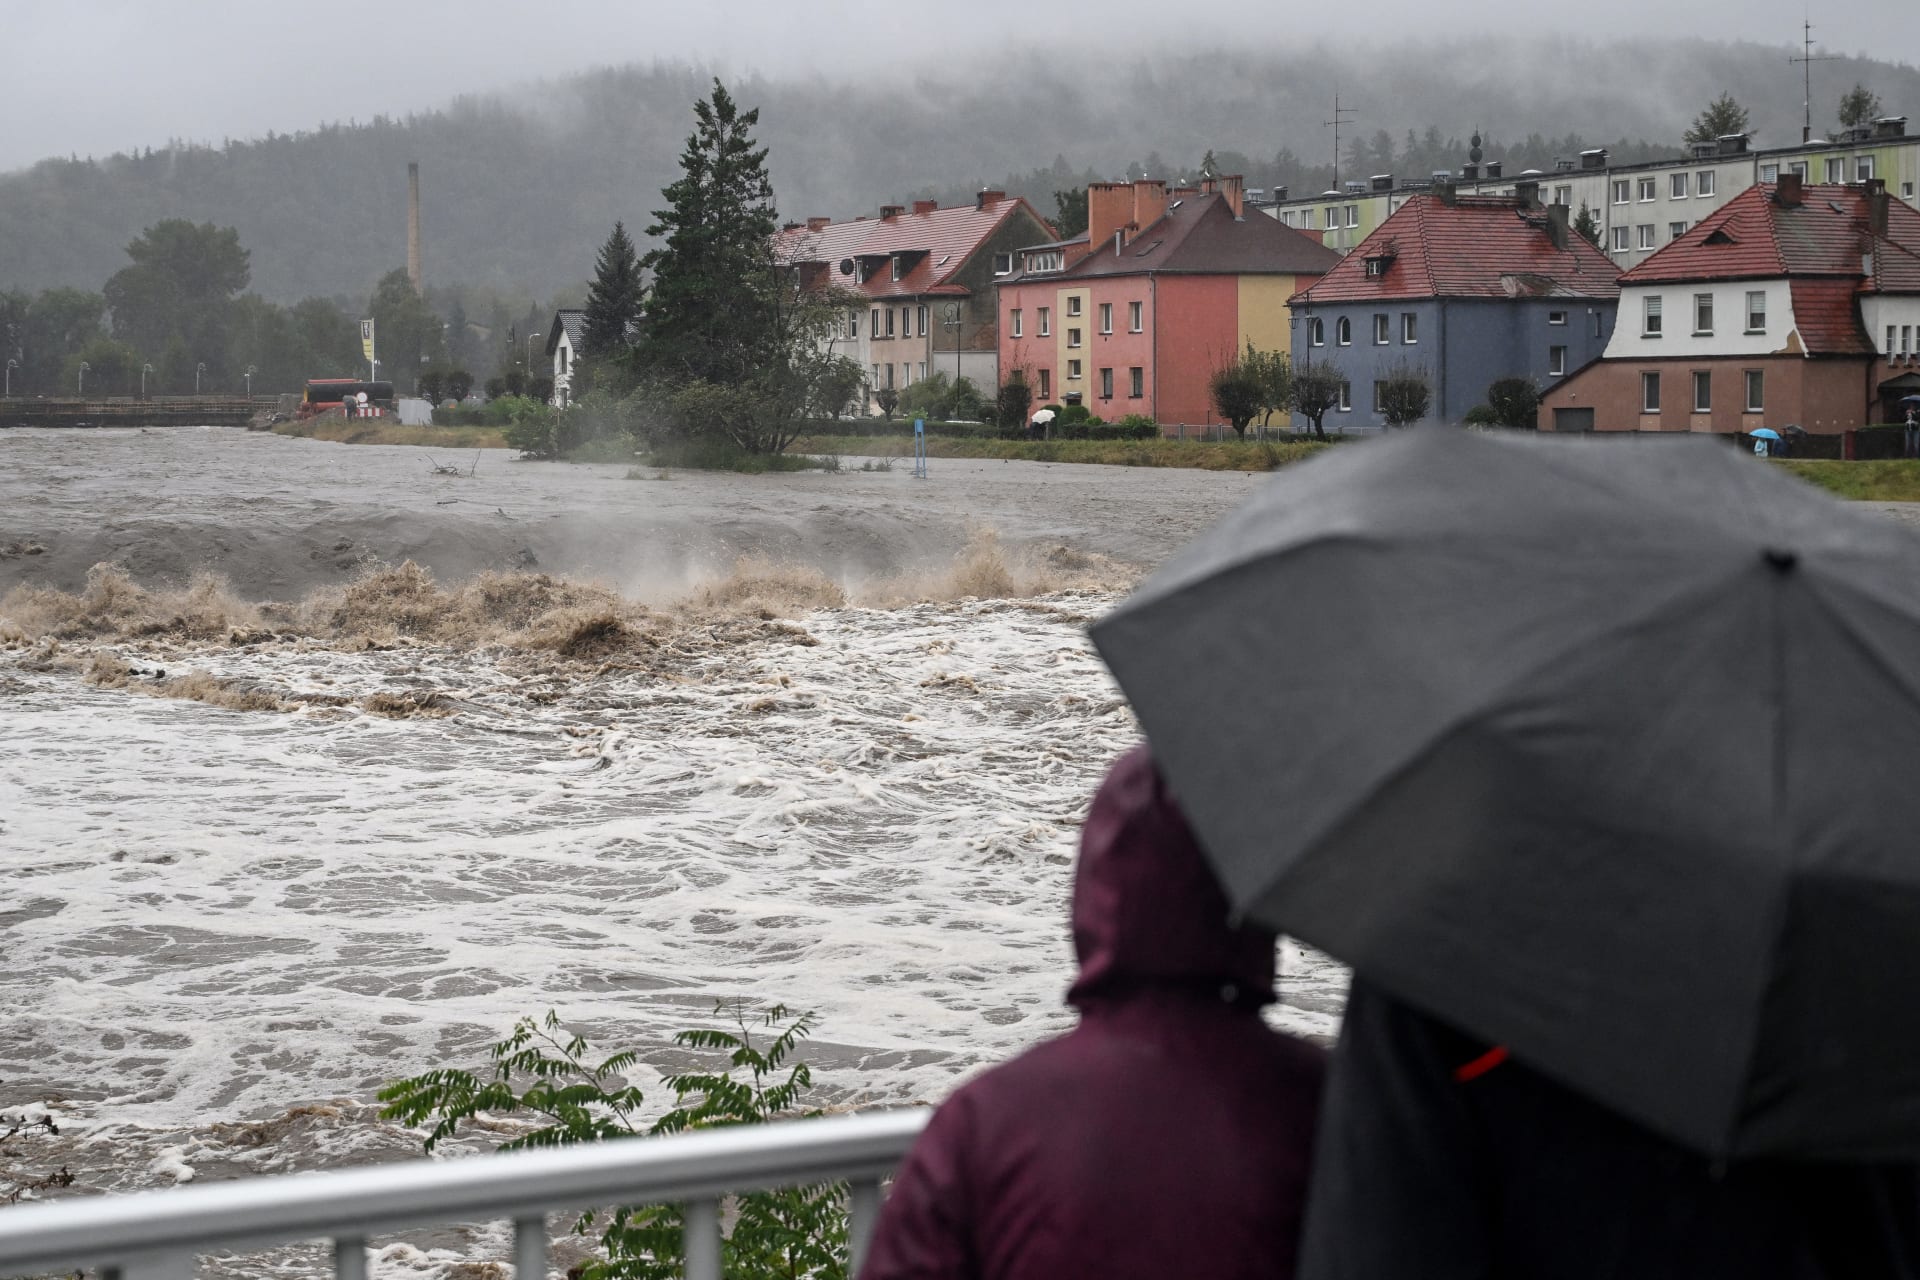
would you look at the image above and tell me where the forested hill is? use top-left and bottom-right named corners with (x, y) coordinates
top-left (3, 36), bottom-right (1915, 302)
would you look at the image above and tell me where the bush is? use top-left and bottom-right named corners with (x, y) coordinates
top-left (381, 1005), bottom-right (847, 1280)
top-left (898, 371), bottom-right (987, 423)
top-left (490, 396), bottom-right (559, 457)
top-left (1462, 404), bottom-right (1499, 426)
top-left (1486, 377), bottom-right (1541, 430)
top-left (996, 378), bottom-right (1033, 429)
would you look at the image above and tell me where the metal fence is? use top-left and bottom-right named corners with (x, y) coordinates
top-left (0, 1110), bottom-right (927, 1280)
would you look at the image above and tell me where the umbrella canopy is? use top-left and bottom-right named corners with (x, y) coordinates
top-left (1031, 408), bottom-right (1057, 424)
top-left (1900, 395), bottom-right (1920, 408)
top-left (1092, 428), bottom-right (1920, 1161)
top-left (1749, 428), bottom-right (1782, 440)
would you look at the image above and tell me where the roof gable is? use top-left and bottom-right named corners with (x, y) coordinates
top-left (1620, 183), bottom-right (1920, 287)
top-left (1020, 193), bottom-right (1340, 282)
top-left (776, 198), bottom-right (1053, 299)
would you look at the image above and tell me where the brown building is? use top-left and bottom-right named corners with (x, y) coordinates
top-left (1542, 176), bottom-right (1920, 433)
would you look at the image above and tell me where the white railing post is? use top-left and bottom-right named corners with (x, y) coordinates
top-left (334, 1235), bottom-right (369, 1280)
top-left (682, 1199), bottom-right (721, 1280)
top-left (847, 1179), bottom-right (884, 1276)
top-left (513, 1214), bottom-right (546, 1280)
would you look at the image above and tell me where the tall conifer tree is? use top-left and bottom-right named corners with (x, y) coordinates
top-left (581, 221), bottom-right (641, 357)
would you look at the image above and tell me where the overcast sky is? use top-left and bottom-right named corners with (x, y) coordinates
top-left (5, 0), bottom-right (1911, 175)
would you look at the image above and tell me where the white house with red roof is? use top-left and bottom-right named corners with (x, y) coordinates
top-left (1286, 182), bottom-right (1621, 430)
top-left (776, 191), bottom-right (1054, 412)
top-left (1541, 176), bottom-right (1920, 433)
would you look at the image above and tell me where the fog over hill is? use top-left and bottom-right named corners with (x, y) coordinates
top-left (2, 36), bottom-right (1915, 304)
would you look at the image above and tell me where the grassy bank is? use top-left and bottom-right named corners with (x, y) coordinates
top-left (795, 434), bottom-right (1330, 471)
top-left (272, 418), bottom-right (510, 450)
top-left (1778, 460), bottom-right (1920, 502)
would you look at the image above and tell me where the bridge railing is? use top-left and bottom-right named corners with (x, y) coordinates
top-left (0, 1109), bottom-right (927, 1280)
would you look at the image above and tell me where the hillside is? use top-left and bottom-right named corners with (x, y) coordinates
top-left (2, 36), bottom-right (1915, 303)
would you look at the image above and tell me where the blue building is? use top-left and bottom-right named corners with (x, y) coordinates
top-left (1286, 184), bottom-right (1623, 430)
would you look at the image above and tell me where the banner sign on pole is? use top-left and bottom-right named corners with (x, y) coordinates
top-left (360, 319), bottom-right (376, 363)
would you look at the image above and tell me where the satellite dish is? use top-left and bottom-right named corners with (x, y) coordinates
top-left (838, 258), bottom-right (855, 275)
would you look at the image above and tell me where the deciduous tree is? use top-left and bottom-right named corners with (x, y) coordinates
top-left (1839, 84), bottom-right (1884, 130)
top-left (1684, 93), bottom-right (1750, 145)
top-left (1291, 363), bottom-right (1344, 440)
top-left (1377, 363), bottom-right (1432, 427)
top-left (104, 220), bottom-right (250, 383)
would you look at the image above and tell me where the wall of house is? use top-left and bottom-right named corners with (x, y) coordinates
top-left (1862, 297), bottom-right (1920, 359)
top-left (1079, 280), bottom-right (1155, 420)
top-left (935, 204), bottom-right (1055, 385)
top-left (1154, 275), bottom-right (1241, 427)
top-left (1284, 299), bottom-right (1440, 430)
top-left (1604, 282), bottom-right (1801, 362)
top-left (1540, 354), bottom-right (1872, 433)
top-left (1236, 275), bottom-right (1296, 358)
top-left (1054, 287), bottom-right (1095, 404)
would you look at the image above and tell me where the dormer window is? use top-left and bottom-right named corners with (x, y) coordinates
top-left (1025, 250), bottom-right (1065, 274)
top-left (891, 256), bottom-right (903, 282)
top-left (1364, 254), bottom-right (1395, 278)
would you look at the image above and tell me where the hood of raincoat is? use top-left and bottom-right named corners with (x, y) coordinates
top-left (1067, 744), bottom-right (1277, 1009)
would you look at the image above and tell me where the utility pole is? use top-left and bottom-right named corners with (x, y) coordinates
top-left (1325, 90), bottom-right (1357, 191)
top-left (1789, 18), bottom-right (1839, 144)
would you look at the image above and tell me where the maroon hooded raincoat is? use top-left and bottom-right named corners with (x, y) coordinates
top-left (858, 745), bottom-right (1326, 1280)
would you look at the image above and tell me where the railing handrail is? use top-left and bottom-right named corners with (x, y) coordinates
top-left (0, 1109), bottom-right (928, 1277)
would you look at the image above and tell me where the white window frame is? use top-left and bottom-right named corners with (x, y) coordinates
top-left (1067, 327), bottom-right (1082, 349)
top-left (1790, 161), bottom-right (1809, 180)
top-left (1372, 314), bottom-right (1389, 345)
top-left (1637, 224), bottom-right (1657, 249)
top-left (1549, 310), bottom-right (1568, 326)
top-left (1554, 185), bottom-right (1573, 206)
top-left (1826, 158), bottom-right (1846, 184)
top-left (1310, 317), bottom-right (1325, 347)
top-left (1099, 302), bottom-right (1113, 335)
top-left (1857, 156), bottom-right (1876, 182)
top-left (1697, 170), bottom-right (1716, 196)
top-left (870, 308), bottom-right (881, 338)
top-left (1337, 317), bottom-right (1353, 346)
top-left (1549, 345), bottom-right (1567, 376)
top-left (1669, 221), bottom-right (1688, 242)
top-left (1693, 292), bottom-right (1714, 336)
top-left (1066, 295), bottom-right (1082, 317)
top-left (1038, 307), bottom-right (1051, 337)
top-left (1761, 163), bottom-right (1779, 182)
top-left (1066, 358), bottom-right (1082, 380)
top-left (993, 253), bottom-right (1014, 276)
top-left (1745, 291), bottom-right (1766, 334)
top-left (1642, 371), bottom-right (1661, 414)
top-left (1638, 177), bottom-right (1658, 202)
top-left (1744, 369), bottom-right (1764, 413)
top-left (1612, 179), bottom-right (1631, 205)
top-left (1670, 173), bottom-right (1689, 199)
top-left (1011, 308), bottom-right (1022, 338)
top-left (1402, 313), bottom-right (1418, 344)
top-left (917, 305), bottom-right (928, 335)
top-left (1644, 295), bottom-right (1663, 337)
top-left (1345, 204), bottom-right (1360, 227)
top-left (1337, 381), bottom-right (1353, 412)
top-left (1128, 301), bottom-right (1143, 333)
top-left (1612, 226), bottom-right (1631, 251)
top-left (1129, 366), bottom-right (1144, 398)
top-left (1693, 369), bottom-right (1711, 413)
top-left (1099, 367), bottom-right (1113, 399)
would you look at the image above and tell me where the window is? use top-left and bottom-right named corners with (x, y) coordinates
top-left (918, 362), bottom-right (927, 381)
top-left (1345, 205), bottom-right (1360, 227)
top-left (1612, 226), bottom-right (1631, 251)
top-left (1372, 380), bottom-right (1389, 413)
top-left (1550, 345), bottom-right (1568, 376)
top-left (1671, 173), bottom-right (1689, 199)
top-left (1038, 307), bottom-right (1051, 337)
top-left (899, 307), bottom-right (911, 337)
top-left (885, 308), bottom-right (896, 338)
top-left (845, 310), bottom-right (859, 339)
top-left (1638, 177), bottom-right (1657, 202)
top-left (1637, 224), bottom-right (1656, 249)
top-left (1790, 161), bottom-right (1809, 180)
top-left (890, 256), bottom-right (902, 282)
top-left (1100, 367), bottom-right (1113, 399)
top-left (1280, 211), bottom-right (1293, 226)
top-left (1373, 314), bottom-right (1389, 345)
top-left (1128, 301), bottom-right (1143, 332)
top-left (1402, 313), bottom-right (1418, 343)
top-left (1067, 296), bottom-right (1082, 317)
top-left (1904, 325), bottom-right (1914, 354)
top-left (1613, 179), bottom-right (1631, 204)
top-left (1826, 158), bottom-right (1846, 184)
top-left (1693, 292), bottom-right (1714, 336)
top-left (1744, 370), bottom-right (1764, 413)
top-left (1761, 163), bottom-right (1779, 182)
top-left (1365, 257), bottom-right (1390, 278)
top-left (1745, 291), bottom-right (1766, 333)
top-left (1038, 368), bottom-right (1050, 399)
top-left (1309, 317), bottom-right (1325, 347)
top-left (1644, 295), bottom-right (1663, 337)
top-left (1099, 303), bottom-right (1113, 334)
top-left (1669, 221), bottom-right (1688, 241)
top-left (993, 253), bottom-right (1014, 276)
top-left (1067, 327), bottom-right (1082, 349)
top-left (1337, 317), bottom-right (1353, 346)
top-left (1693, 370), bottom-right (1711, 413)
top-left (1011, 308), bottom-right (1023, 338)
top-left (1642, 371), bottom-right (1661, 413)
top-left (1857, 156), bottom-right (1876, 182)
top-left (1337, 381), bottom-right (1353, 412)
top-left (1890, 325), bottom-right (1899, 354)
top-left (1905, 182), bottom-right (1917, 200)
top-left (1026, 250), bottom-right (1065, 273)
top-left (870, 308), bottom-right (881, 337)
top-left (1592, 312), bottom-right (1605, 339)
top-left (1067, 359), bottom-right (1082, 380)
top-left (885, 363), bottom-right (895, 389)
top-left (917, 305), bottom-right (928, 335)
top-left (1549, 310), bottom-right (1568, 326)
top-left (1129, 367), bottom-right (1143, 397)
top-left (901, 363), bottom-right (911, 387)
top-left (1554, 185), bottom-right (1573, 206)
top-left (1696, 171), bottom-right (1715, 196)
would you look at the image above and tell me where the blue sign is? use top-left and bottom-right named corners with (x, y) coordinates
top-left (912, 417), bottom-right (928, 478)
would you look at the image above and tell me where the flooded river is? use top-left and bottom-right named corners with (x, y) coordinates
top-left (0, 428), bottom-right (1344, 1228)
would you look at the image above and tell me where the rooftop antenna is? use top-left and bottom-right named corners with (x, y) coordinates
top-left (1788, 17), bottom-right (1839, 144)
top-left (1325, 89), bottom-right (1357, 191)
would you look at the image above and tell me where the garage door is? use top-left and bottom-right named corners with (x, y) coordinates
top-left (1553, 406), bottom-right (1595, 433)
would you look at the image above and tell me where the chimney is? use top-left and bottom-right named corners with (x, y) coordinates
top-left (912, 199), bottom-right (938, 214)
top-left (1130, 177), bottom-right (1169, 234)
top-left (1868, 178), bottom-right (1891, 238)
top-left (975, 188), bottom-right (1006, 210)
top-left (1776, 172), bottom-right (1804, 207)
top-left (782, 220), bottom-right (803, 232)
top-left (1515, 179), bottom-right (1542, 209)
top-left (1088, 182), bottom-right (1135, 251)
top-left (1486, 161), bottom-right (1503, 180)
top-left (1462, 163), bottom-right (1480, 181)
top-left (806, 216), bottom-right (830, 232)
top-left (1434, 180), bottom-right (1458, 206)
top-left (406, 161), bottom-right (422, 291)
top-left (1217, 173), bottom-right (1245, 217)
top-left (1545, 202), bottom-right (1570, 250)
top-left (1370, 173), bottom-right (1394, 193)
top-left (880, 204), bottom-right (904, 219)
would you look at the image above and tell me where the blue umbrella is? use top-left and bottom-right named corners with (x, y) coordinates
top-left (1900, 395), bottom-right (1920, 407)
top-left (1749, 428), bottom-right (1781, 440)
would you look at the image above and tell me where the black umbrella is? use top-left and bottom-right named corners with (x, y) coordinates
top-left (1093, 428), bottom-right (1920, 1161)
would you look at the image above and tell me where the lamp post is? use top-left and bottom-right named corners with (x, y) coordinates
top-left (526, 332), bottom-right (537, 382)
top-left (78, 361), bottom-right (90, 395)
top-left (195, 362), bottom-right (206, 394)
top-left (942, 303), bottom-right (962, 386)
top-left (4, 358), bottom-right (15, 397)
top-left (141, 363), bottom-right (153, 399)
top-left (244, 365), bottom-right (256, 398)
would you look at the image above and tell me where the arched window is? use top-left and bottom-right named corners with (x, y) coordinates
top-left (1336, 317), bottom-right (1353, 346)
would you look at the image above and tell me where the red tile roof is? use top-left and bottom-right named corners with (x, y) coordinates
top-left (1621, 183), bottom-right (1920, 288)
top-left (1290, 194), bottom-right (1623, 305)
top-left (775, 198), bottom-right (1052, 301)
top-left (1789, 280), bottom-right (1874, 355)
top-left (1005, 193), bottom-right (1340, 283)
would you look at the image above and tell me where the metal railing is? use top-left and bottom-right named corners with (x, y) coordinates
top-left (0, 1110), bottom-right (927, 1280)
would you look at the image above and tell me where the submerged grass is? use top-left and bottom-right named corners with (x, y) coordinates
top-left (793, 435), bottom-right (1328, 471)
top-left (273, 419), bottom-right (510, 450)
top-left (1776, 459), bottom-right (1920, 502)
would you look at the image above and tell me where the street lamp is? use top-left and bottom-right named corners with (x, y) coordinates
top-left (244, 365), bottom-right (256, 398)
top-left (4, 358), bottom-right (15, 397)
top-left (526, 332), bottom-right (537, 380)
top-left (195, 362), bottom-right (206, 394)
top-left (141, 363), bottom-right (153, 398)
top-left (78, 361), bottom-right (90, 395)
top-left (942, 303), bottom-right (963, 386)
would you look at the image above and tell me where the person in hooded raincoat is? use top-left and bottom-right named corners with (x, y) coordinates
top-left (1299, 979), bottom-right (1920, 1280)
top-left (858, 744), bottom-right (1326, 1280)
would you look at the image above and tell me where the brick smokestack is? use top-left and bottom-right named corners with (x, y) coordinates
top-left (1775, 172), bottom-right (1804, 207)
top-left (407, 162), bottom-right (422, 291)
